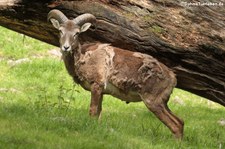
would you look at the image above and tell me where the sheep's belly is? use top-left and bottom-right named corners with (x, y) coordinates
top-left (79, 81), bottom-right (142, 102)
top-left (104, 82), bottom-right (142, 102)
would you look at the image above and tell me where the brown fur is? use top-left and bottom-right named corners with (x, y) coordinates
top-left (66, 43), bottom-right (183, 139)
top-left (50, 15), bottom-right (184, 139)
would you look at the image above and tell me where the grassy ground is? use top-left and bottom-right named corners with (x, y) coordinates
top-left (0, 26), bottom-right (224, 149)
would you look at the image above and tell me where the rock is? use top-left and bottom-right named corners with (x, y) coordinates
top-left (7, 58), bottom-right (31, 66)
top-left (217, 119), bottom-right (225, 126)
top-left (48, 48), bottom-right (62, 58)
top-left (173, 96), bottom-right (185, 106)
top-left (0, 57), bottom-right (4, 62)
top-left (0, 88), bottom-right (8, 92)
top-left (0, 88), bottom-right (20, 93)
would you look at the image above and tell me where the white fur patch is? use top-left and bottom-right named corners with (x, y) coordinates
top-left (103, 46), bottom-right (115, 89)
top-left (133, 52), bottom-right (153, 59)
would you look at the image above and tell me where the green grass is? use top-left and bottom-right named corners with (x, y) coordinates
top-left (0, 26), bottom-right (224, 149)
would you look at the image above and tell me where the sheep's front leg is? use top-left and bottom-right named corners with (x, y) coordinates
top-left (89, 83), bottom-right (103, 118)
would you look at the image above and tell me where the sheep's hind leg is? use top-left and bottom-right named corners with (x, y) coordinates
top-left (142, 94), bottom-right (184, 139)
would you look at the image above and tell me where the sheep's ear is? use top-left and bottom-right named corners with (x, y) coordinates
top-left (80, 23), bottom-right (92, 33)
top-left (50, 18), bottom-right (60, 29)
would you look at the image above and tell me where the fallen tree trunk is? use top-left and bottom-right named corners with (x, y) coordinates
top-left (0, 0), bottom-right (224, 106)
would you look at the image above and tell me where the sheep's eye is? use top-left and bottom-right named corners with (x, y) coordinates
top-left (74, 32), bottom-right (80, 38)
top-left (59, 30), bottom-right (63, 35)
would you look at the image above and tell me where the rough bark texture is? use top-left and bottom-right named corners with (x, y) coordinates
top-left (0, 0), bottom-right (224, 106)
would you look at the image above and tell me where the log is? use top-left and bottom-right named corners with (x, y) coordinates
top-left (0, 0), bottom-right (224, 106)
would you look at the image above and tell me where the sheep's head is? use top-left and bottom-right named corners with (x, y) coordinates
top-left (48, 9), bottom-right (96, 54)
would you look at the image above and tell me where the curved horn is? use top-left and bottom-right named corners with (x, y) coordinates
top-left (47, 9), bottom-right (68, 24)
top-left (73, 13), bottom-right (96, 26)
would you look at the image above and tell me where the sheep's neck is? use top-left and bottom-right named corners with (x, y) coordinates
top-left (62, 44), bottom-right (81, 79)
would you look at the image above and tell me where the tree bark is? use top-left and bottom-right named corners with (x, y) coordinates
top-left (0, 0), bottom-right (224, 106)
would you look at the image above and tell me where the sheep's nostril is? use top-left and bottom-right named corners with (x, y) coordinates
top-left (63, 46), bottom-right (70, 51)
